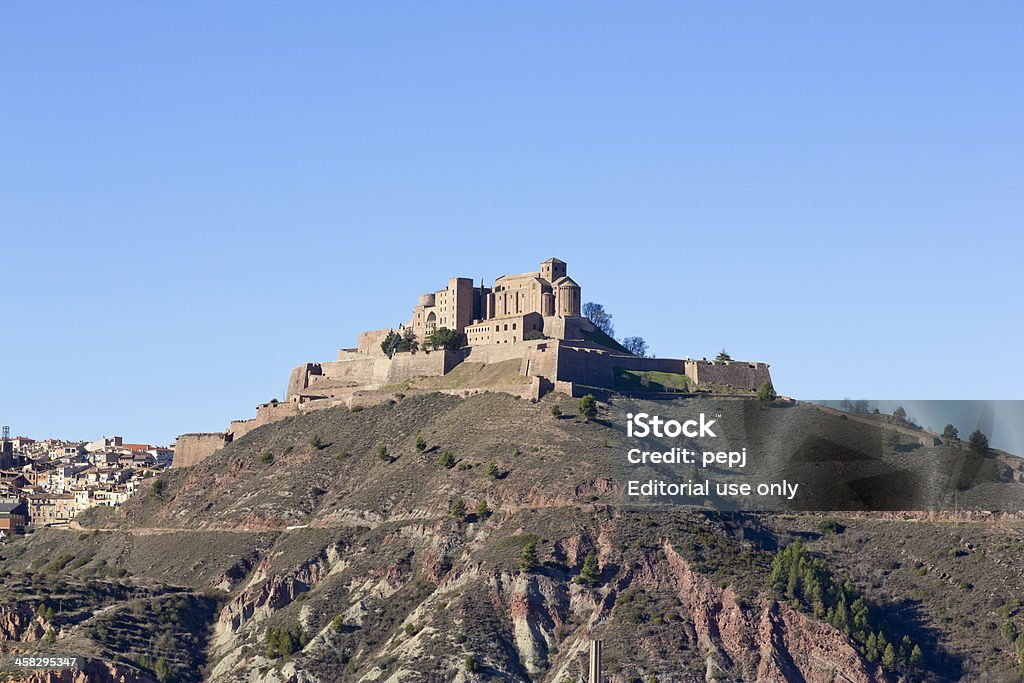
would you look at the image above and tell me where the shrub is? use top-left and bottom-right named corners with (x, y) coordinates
top-left (450, 498), bottom-right (466, 520)
top-left (151, 479), bottom-right (166, 497)
top-left (578, 551), bottom-right (600, 586)
top-left (330, 615), bottom-right (344, 632)
top-left (260, 450), bottom-right (275, 466)
top-left (464, 654), bottom-right (478, 672)
top-left (756, 380), bottom-right (776, 402)
top-left (577, 394), bottom-right (597, 421)
top-left (475, 500), bottom-right (491, 519)
top-left (415, 436), bottom-right (427, 452)
top-left (486, 461), bottom-right (500, 479)
top-left (439, 450), bottom-right (456, 468)
top-left (377, 444), bottom-right (390, 462)
top-left (266, 625), bottom-right (310, 658)
top-left (519, 539), bottom-right (539, 573)
top-left (309, 435), bottom-right (323, 449)
top-left (550, 405), bottom-right (562, 418)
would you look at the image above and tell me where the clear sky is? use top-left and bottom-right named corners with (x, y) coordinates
top-left (2, 3), bottom-right (1022, 445)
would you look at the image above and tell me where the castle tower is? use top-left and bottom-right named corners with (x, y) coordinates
top-left (540, 257), bottom-right (567, 283)
top-left (554, 276), bottom-right (581, 316)
top-left (542, 291), bottom-right (555, 316)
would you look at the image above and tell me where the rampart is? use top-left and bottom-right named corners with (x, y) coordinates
top-left (173, 432), bottom-right (229, 468)
top-left (685, 359), bottom-right (772, 392)
top-left (385, 349), bottom-right (462, 384)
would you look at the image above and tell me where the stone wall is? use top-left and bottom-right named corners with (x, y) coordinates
top-left (386, 349), bottom-right (462, 384)
top-left (173, 432), bottom-right (229, 468)
top-left (685, 360), bottom-right (771, 391)
top-left (357, 329), bottom-right (392, 357)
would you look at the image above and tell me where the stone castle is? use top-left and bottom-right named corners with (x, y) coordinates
top-left (174, 258), bottom-right (771, 467)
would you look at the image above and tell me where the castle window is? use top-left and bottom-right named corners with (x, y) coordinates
top-left (512, 323), bottom-right (517, 330)
top-left (504, 324), bottom-right (508, 331)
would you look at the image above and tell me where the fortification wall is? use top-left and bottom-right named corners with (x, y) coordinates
top-left (173, 433), bottom-right (228, 468)
top-left (463, 340), bottom-right (540, 365)
top-left (287, 363), bottom-right (317, 398)
top-left (685, 360), bottom-right (771, 391)
top-left (319, 358), bottom-right (384, 385)
top-left (386, 350), bottom-right (461, 384)
top-left (357, 329), bottom-right (392, 357)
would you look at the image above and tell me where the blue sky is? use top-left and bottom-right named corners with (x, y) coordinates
top-left (2, 3), bottom-right (1022, 445)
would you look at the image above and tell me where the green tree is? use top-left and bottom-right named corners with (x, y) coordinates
top-left (893, 406), bottom-right (907, 423)
top-left (397, 327), bottom-right (419, 353)
top-left (550, 405), bottom-right (562, 418)
top-left (475, 500), bottom-right (491, 519)
top-left (968, 429), bottom-right (989, 455)
top-left (380, 329), bottom-right (401, 358)
top-left (942, 424), bottom-right (960, 442)
top-left (882, 643), bottom-right (897, 668)
top-left (579, 551), bottom-right (601, 586)
top-left (309, 434), bottom-right (323, 449)
top-left (486, 461), bottom-right (500, 479)
top-left (427, 327), bottom-right (463, 351)
top-left (577, 394), bottom-right (597, 421)
top-left (756, 380), bottom-right (776, 402)
top-left (450, 498), bottom-right (466, 520)
top-left (865, 632), bottom-right (879, 662)
top-left (464, 654), bottom-right (478, 672)
top-left (260, 449), bottom-right (275, 465)
top-left (910, 644), bottom-right (923, 667)
top-left (1003, 620), bottom-right (1018, 643)
top-left (715, 348), bottom-right (732, 361)
top-left (415, 436), bottom-right (427, 452)
top-left (519, 539), bottom-right (539, 573)
top-left (439, 450), bottom-right (455, 468)
top-left (377, 444), bottom-right (390, 462)
top-left (154, 657), bottom-right (172, 683)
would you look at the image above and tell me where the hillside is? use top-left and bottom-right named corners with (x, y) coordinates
top-left (1, 393), bottom-right (1023, 682)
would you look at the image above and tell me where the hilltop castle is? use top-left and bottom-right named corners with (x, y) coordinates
top-left (408, 257), bottom-right (580, 346)
top-left (174, 258), bottom-right (771, 467)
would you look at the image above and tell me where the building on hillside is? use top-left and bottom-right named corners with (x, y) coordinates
top-left (0, 501), bottom-right (29, 534)
top-left (86, 436), bottom-right (123, 453)
top-left (27, 493), bottom-right (82, 527)
top-left (409, 258), bottom-right (581, 346)
top-left (0, 440), bottom-right (13, 469)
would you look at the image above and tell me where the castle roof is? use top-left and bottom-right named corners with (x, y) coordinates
top-left (541, 257), bottom-right (565, 264)
top-left (553, 276), bottom-right (579, 287)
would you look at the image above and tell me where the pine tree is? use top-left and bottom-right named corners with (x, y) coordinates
top-left (519, 540), bottom-right (539, 573)
top-left (579, 551), bottom-right (600, 586)
top-left (865, 632), bottom-right (879, 663)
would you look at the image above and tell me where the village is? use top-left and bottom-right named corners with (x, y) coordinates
top-left (0, 429), bottom-right (172, 539)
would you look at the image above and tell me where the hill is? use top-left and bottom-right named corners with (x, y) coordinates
top-left (1, 393), bottom-right (1023, 682)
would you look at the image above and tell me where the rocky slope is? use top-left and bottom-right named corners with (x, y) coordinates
top-left (1, 392), bottom-right (1022, 682)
